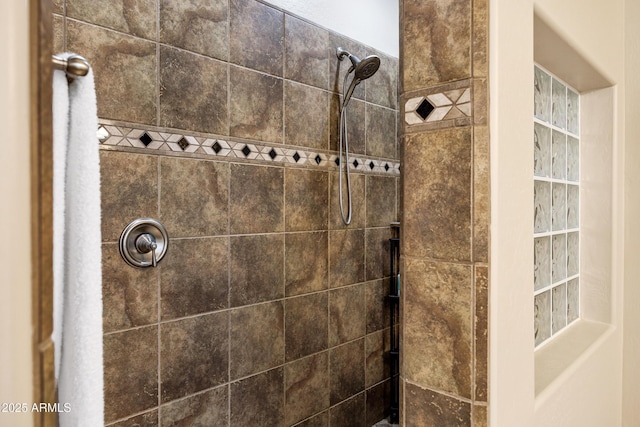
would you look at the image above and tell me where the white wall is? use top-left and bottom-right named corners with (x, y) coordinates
top-left (0, 0), bottom-right (34, 426)
top-left (490, 0), bottom-right (631, 425)
top-left (261, 0), bottom-right (399, 57)
top-left (622, 0), bottom-right (640, 424)
top-left (489, 0), bottom-right (536, 424)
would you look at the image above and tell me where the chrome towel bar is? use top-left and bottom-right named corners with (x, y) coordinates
top-left (52, 54), bottom-right (90, 78)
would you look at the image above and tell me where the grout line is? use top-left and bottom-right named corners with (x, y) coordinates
top-left (156, 154), bottom-right (162, 420)
top-left (226, 6), bottom-right (232, 425)
top-left (155, 0), bottom-right (160, 127)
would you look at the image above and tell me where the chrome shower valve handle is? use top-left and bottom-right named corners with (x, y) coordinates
top-left (119, 218), bottom-right (169, 268)
top-left (134, 233), bottom-right (158, 267)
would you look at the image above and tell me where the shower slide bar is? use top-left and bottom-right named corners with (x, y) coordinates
top-left (52, 54), bottom-right (90, 79)
top-left (388, 222), bottom-right (400, 424)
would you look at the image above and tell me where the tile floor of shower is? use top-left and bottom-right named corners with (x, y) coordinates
top-left (373, 417), bottom-right (398, 426)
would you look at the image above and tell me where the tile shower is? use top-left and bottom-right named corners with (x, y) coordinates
top-left (52, 0), bottom-right (398, 425)
top-left (399, 0), bottom-right (490, 425)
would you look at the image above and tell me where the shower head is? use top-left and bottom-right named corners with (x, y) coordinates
top-left (337, 47), bottom-right (381, 107)
top-left (336, 47), bottom-right (381, 81)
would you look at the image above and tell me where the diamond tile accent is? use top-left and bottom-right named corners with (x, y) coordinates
top-left (139, 132), bottom-right (153, 146)
top-left (242, 145), bottom-right (251, 157)
top-left (293, 152), bottom-right (301, 163)
top-left (97, 126), bottom-right (109, 143)
top-left (415, 99), bottom-right (435, 120)
top-left (178, 137), bottom-right (189, 151)
top-left (315, 154), bottom-right (322, 165)
top-left (269, 148), bottom-right (277, 160)
top-left (353, 159), bottom-right (359, 168)
top-left (212, 141), bottom-right (222, 154)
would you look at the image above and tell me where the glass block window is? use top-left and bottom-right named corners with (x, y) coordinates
top-left (533, 64), bottom-right (580, 348)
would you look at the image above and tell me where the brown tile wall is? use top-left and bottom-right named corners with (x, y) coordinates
top-left (53, 0), bottom-right (399, 426)
top-left (400, 0), bottom-right (489, 426)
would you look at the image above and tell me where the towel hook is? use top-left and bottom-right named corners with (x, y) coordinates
top-left (119, 218), bottom-right (169, 268)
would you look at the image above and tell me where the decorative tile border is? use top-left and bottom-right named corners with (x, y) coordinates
top-left (400, 79), bottom-right (475, 133)
top-left (97, 120), bottom-right (400, 176)
top-left (404, 87), bottom-right (471, 126)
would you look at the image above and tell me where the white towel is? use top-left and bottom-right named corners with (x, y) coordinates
top-left (52, 53), bottom-right (104, 426)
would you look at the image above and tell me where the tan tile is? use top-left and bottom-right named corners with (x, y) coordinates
top-left (330, 94), bottom-right (365, 155)
top-left (285, 15), bottom-right (330, 90)
top-left (329, 229), bottom-right (365, 288)
top-left (285, 168), bottom-right (328, 231)
top-left (229, 66), bottom-right (284, 143)
top-left (403, 127), bottom-right (472, 262)
top-left (474, 126), bottom-right (490, 262)
top-left (285, 352), bottom-right (330, 426)
top-left (294, 411), bottom-right (329, 427)
top-left (366, 381), bottom-right (391, 426)
top-left (159, 46), bottom-right (228, 134)
top-left (160, 237), bottom-right (228, 320)
top-left (329, 172), bottom-right (365, 230)
top-left (159, 0), bottom-right (228, 60)
top-left (230, 368), bottom-right (284, 427)
top-left (109, 410), bottom-right (158, 427)
top-left (329, 392), bottom-right (365, 426)
top-left (329, 34), bottom-right (365, 101)
top-left (472, 0), bottom-right (489, 78)
top-left (230, 301), bottom-right (285, 380)
top-left (366, 104), bottom-right (397, 159)
top-left (473, 404), bottom-right (488, 427)
top-left (329, 284), bottom-right (366, 346)
top-left (285, 293), bottom-right (328, 361)
top-left (229, 0), bottom-right (283, 76)
top-left (404, 258), bottom-right (472, 398)
top-left (52, 0), bottom-right (63, 14)
top-left (160, 387), bottom-right (227, 426)
top-left (160, 312), bottom-right (229, 402)
top-left (230, 234), bottom-right (284, 307)
top-left (100, 151), bottom-right (157, 242)
top-left (102, 243), bottom-right (157, 333)
top-left (365, 330), bottom-right (390, 388)
top-left (365, 228), bottom-right (392, 281)
top-left (365, 50), bottom-right (399, 110)
top-left (402, 0), bottom-right (472, 91)
top-left (67, 0), bottom-right (156, 39)
top-left (284, 81), bottom-right (330, 151)
top-left (285, 231), bottom-right (328, 296)
top-left (159, 157), bottom-right (229, 237)
top-left (405, 382), bottom-right (471, 426)
top-left (229, 164), bottom-right (284, 234)
top-left (67, 20), bottom-right (156, 124)
top-left (365, 279), bottom-right (390, 334)
top-left (330, 339), bottom-right (365, 405)
top-left (366, 175), bottom-right (397, 228)
top-left (475, 266), bottom-right (489, 402)
top-left (473, 78), bottom-right (488, 125)
top-left (53, 14), bottom-right (64, 54)
top-left (104, 327), bottom-right (158, 422)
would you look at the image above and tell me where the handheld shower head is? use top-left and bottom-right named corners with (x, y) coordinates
top-left (336, 47), bottom-right (381, 81)
top-left (335, 48), bottom-right (381, 226)
top-left (336, 47), bottom-right (381, 107)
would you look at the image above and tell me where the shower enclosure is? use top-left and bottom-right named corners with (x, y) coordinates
top-left (48, 0), bottom-right (400, 425)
